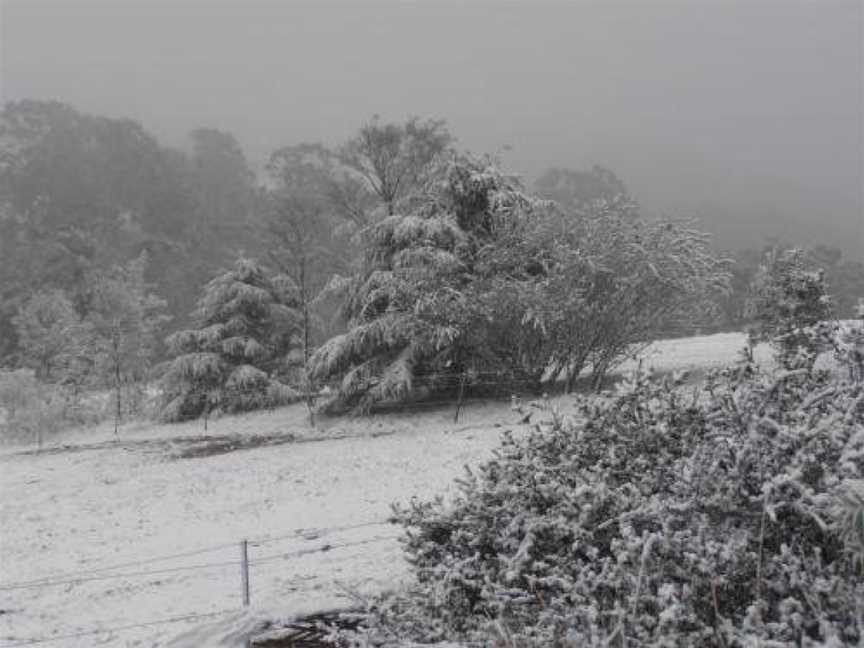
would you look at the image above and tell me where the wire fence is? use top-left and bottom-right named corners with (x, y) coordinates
top-left (0, 518), bottom-right (398, 647)
top-left (0, 368), bottom-right (585, 644)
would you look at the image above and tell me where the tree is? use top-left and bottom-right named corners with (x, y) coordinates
top-left (309, 155), bottom-right (548, 413)
top-left (264, 144), bottom-right (351, 421)
top-left (530, 208), bottom-right (730, 390)
top-left (747, 247), bottom-right (833, 366)
top-left (87, 254), bottom-right (170, 432)
top-left (311, 154), bottom-right (729, 412)
top-left (534, 165), bottom-right (633, 214)
top-left (339, 115), bottom-right (454, 217)
top-left (809, 245), bottom-right (864, 319)
top-left (188, 128), bottom-right (261, 259)
top-left (159, 258), bottom-right (301, 423)
top-left (0, 100), bottom-right (203, 360)
top-left (267, 141), bottom-right (375, 231)
top-left (13, 290), bottom-right (91, 383)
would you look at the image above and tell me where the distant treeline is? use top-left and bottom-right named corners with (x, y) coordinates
top-left (1, 99), bottom-right (861, 371)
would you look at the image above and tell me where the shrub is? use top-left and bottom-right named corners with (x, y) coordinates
top-left (333, 349), bottom-right (864, 646)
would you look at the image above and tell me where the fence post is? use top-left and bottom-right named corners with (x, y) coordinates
top-left (453, 372), bottom-right (467, 423)
top-left (240, 539), bottom-right (250, 607)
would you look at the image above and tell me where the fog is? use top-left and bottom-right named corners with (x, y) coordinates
top-left (1, 0), bottom-right (861, 258)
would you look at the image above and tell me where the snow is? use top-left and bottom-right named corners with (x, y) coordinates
top-left (0, 331), bottom-right (766, 647)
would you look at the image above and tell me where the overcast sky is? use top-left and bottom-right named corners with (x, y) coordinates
top-left (1, 0), bottom-right (862, 257)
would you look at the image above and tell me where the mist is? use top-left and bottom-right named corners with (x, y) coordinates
top-left (2, 0), bottom-right (861, 257)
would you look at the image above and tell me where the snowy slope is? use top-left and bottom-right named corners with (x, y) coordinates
top-left (0, 331), bottom-right (763, 647)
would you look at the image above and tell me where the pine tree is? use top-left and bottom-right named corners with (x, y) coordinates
top-left (309, 154), bottom-right (548, 413)
top-left (159, 258), bottom-right (301, 422)
top-left (747, 247), bottom-right (833, 366)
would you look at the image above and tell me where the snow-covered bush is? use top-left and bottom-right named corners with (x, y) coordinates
top-left (333, 353), bottom-right (864, 646)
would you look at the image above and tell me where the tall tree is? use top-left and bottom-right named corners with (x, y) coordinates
top-left (188, 128), bottom-right (259, 256)
top-left (264, 144), bottom-right (351, 420)
top-left (309, 154), bottom-right (547, 413)
top-left (87, 254), bottom-right (170, 432)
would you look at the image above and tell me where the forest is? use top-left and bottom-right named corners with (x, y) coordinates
top-left (1, 99), bottom-right (862, 434)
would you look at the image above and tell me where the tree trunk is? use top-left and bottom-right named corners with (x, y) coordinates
top-left (565, 355), bottom-right (587, 394)
top-left (300, 260), bottom-right (315, 427)
top-left (453, 371), bottom-right (467, 423)
top-left (113, 337), bottom-right (121, 437)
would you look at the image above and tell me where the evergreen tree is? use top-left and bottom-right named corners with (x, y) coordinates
top-left (747, 247), bottom-right (833, 365)
top-left (309, 155), bottom-right (548, 413)
top-left (159, 258), bottom-right (301, 422)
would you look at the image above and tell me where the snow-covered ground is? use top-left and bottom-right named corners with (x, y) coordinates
top-left (0, 331), bottom-right (770, 647)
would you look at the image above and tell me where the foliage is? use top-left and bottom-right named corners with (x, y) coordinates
top-left (312, 154), bottom-right (729, 411)
top-left (534, 165), bottom-right (633, 215)
top-left (86, 254), bottom-right (170, 424)
top-left (523, 206), bottom-right (730, 389)
top-left (747, 248), bottom-right (833, 366)
top-left (717, 245), bottom-right (863, 331)
top-left (340, 115), bottom-right (454, 217)
top-left (264, 143), bottom-right (353, 341)
top-left (158, 258), bottom-right (301, 422)
top-left (12, 289), bottom-right (92, 383)
top-left (0, 369), bottom-right (101, 446)
top-left (334, 343), bottom-right (864, 647)
top-left (809, 246), bottom-right (864, 320)
top-left (309, 155), bottom-right (549, 413)
top-left (0, 100), bottom-right (229, 362)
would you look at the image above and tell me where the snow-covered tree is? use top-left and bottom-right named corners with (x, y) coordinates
top-left (309, 155), bottom-right (549, 413)
top-left (533, 208), bottom-right (731, 389)
top-left (158, 258), bottom-right (300, 422)
top-left (747, 247), bottom-right (833, 366)
top-left (87, 254), bottom-right (170, 429)
top-left (13, 289), bottom-right (91, 383)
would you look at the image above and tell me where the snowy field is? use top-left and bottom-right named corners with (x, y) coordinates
top-left (0, 331), bottom-right (769, 647)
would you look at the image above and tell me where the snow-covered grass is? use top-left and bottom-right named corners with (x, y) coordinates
top-left (0, 331), bottom-right (769, 647)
